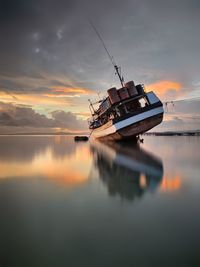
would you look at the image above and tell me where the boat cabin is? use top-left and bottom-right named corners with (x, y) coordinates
top-left (89, 81), bottom-right (162, 130)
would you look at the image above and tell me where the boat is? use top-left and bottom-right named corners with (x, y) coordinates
top-left (88, 76), bottom-right (164, 141)
top-left (74, 136), bottom-right (89, 141)
top-left (88, 23), bottom-right (164, 141)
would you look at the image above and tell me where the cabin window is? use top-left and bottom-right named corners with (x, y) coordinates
top-left (139, 97), bottom-right (147, 108)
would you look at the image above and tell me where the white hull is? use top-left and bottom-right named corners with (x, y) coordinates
top-left (91, 106), bottom-right (164, 141)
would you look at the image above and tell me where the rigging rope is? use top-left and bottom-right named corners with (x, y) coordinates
top-left (88, 19), bottom-right (124, 87)
top-left (163, 96), bottom-right (200, 105)
top-left (88, 19), bottom-right (116, 67)
top-left (163, 96), bottom-right (200, 114)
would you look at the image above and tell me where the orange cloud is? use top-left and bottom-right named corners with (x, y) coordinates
top-left (146, 80), bottom-right (182, 95)
top-left (75, 111), bottom-right (91, 119)
top-left (52, 86), bottom-right (94, 95)
top-left (44, 94), bottom-right (80, 98)
top-left (0, 92), bottom-right (92, 123)
top-left (0, 92), bottom-right (70, 106)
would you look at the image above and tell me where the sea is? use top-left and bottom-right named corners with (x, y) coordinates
top-left (0, 135), bottom-right (199, 266)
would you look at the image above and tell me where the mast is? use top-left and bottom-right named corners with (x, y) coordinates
top-left (114, 65), bottom-right (124, 87)
top-left (89, 19), bottom-right (124, 87)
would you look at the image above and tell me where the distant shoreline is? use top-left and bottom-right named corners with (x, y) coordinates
top-left (0, 132), bottom-right (89, 136)
top-left (144, 131), bottom-right (200, 136)
top-left (0, 131), bottom-right (199, 136)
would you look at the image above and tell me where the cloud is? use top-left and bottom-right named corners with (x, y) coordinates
top-left (0, 73), bottom-right (94, 112)
top-left (51, 110), bottom-right (87, 130)
top-left (0, 75), bottom-right (93, 96)
top-left (0, 0), bottom-right (199, 132)
top-left (75, 111), bottom-right (91, 119)
top-left (0, 0), bottom-right (199, 93)
top-left (145, 80), bottom-right (192, 102)
top-left (146, 80), bottom-right (181, 98)
top-left (0, 101), bottom-right (88, 132)
top-left (52, 87), bottom-right (92, 94)
top-left (0, 103), bottom-right (54, 127)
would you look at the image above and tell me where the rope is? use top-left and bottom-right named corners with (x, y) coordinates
top-left (88, 19), bottom-right (116, 67)
top-left (88, 129), bottom-right (93, 139)
top-left (164, 96), bottom-right (200, 105)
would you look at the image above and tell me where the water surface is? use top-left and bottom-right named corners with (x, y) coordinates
top-left (0, 135), bottom-right (199, 266)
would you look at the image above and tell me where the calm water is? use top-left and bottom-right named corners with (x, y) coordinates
top-left (0, 135), bottom-right (199, 266)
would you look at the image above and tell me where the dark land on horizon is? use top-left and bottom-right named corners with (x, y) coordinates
top-left (0, 130), bottom-right (199, 136)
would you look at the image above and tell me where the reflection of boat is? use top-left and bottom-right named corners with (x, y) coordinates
top-left (91, 141), bottom-right (163, 201)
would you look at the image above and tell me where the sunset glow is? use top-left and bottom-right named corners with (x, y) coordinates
top-left (53, 87), bottom-right (93, 94)
top-left (0, 140), bottom-right (92, 187)
top-left (146, 80), bottom-right (182, 97)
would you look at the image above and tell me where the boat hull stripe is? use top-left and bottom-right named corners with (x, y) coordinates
top-left (92, 106), bottom-right (164, 138)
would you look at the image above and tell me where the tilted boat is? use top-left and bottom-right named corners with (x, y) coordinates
top-left (88, 73), bottom-right (164, 141)
top-left (88, 23), bottom-right (164, 141)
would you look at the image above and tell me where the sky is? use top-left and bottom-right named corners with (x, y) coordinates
top-left (0, 0), bottom-right (200, 133)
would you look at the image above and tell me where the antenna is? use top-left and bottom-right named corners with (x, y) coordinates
top-left (97, 90), bottom-right (101, 100)
top-left (88, 19), bottom-right (124, 87)
top-left (88, 99), bottom-right (95, 114)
